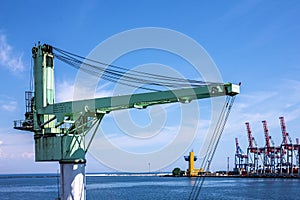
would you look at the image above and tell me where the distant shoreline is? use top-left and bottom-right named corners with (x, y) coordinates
top-left (0, 172), bottom-right (171, 179)
top-left (1, 173), bottom-right (300, 179)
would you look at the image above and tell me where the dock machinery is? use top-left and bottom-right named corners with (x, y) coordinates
top-left (14, 43), bottom-right (240, 200)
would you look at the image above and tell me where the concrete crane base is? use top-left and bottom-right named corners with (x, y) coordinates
top-left (60, 162), bottom-right (86, 200)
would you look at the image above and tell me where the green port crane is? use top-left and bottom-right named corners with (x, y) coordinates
top-left (14, 43), bottom-right (240, 200)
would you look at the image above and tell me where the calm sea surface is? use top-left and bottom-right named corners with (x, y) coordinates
top-left (0, 174), bottom-right (299, 200)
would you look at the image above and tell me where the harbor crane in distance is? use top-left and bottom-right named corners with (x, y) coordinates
top-left (280, 116), bottom-right (293, 150)
top-left (14, 43), bottom-right (240, 200)
top-left (234, 137), bottom-right (248, 174)
top-left (279, 116), bottom-right (294, 175)
top-left (262, 120), bottom-right (276, 174)
top-left (295, 138), bottom-right (300, 173)
top-left (239, 118), bottom-right (300, 177)
top-left (245, 122), bottom-right (259, 174)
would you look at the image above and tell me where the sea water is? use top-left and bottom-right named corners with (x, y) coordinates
top-left (0, 174), bottom-right (299, 199)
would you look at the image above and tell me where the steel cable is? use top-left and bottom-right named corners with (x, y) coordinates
top-left (52, 46), bottom-right (221, 91)
top-left (189, 95), bottom-right (236, 199)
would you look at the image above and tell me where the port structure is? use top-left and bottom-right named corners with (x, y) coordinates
top-left (245, 122), bottom-right (260, 174)
top-left (295, 138), bottom-right (300, 173)
top-left (234, 138), bottom-right (248, 174)
top-left (261, 120), bottom-right (280, 174)
top-left (236, 117), bottom-right (300, 177)
top-left (184, 151), bottom-right (204, 176)
top-left (14, 43), bottom-right (240, 200)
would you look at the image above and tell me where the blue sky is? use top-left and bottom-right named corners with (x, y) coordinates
top-left (0, 0), bottom-right (300, 174)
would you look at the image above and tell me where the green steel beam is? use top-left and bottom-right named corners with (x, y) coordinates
top-left (38, 83), bottom-right (239, 123)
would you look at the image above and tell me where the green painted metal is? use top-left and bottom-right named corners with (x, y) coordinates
top-left (39, 83), bottom-right (239, 123)
top-left (35, 135), bottom-right (85, 162)
top-left (32, 44), bottom-right (56, 132)
top-left (31, 44), bottom-right (83, 162)
top-left (28, 43), bottom-right (240, 163)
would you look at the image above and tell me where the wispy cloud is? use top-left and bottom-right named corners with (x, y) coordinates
top-left (225, 78), bottom-right (300, 147)
top-left (0, 130), bottom-right (34, 159)
top-left (0, 95), bottom-right (18, 112)
top-left (1, 100), bottom-right (17, 112)
top-left (97, 125), bottom-right (180, 152)
top-left (21, 152), bottom-right (34, 159)
top-left (55, 79), bottom-right (75, 102)
top-left (56, 79), bottom-right (113, 102)
top-left (0, 32), bottom-right (25, 73)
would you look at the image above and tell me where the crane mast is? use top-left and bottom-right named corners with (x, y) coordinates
top-left (234, 137), bottom-right (247, 174)
top-left (279, 116), bottom-right (292, 150)
top-left (245, 122), bottom-right (259, 174)
top-left (235, 138), bottom-right (239, 154)
top-left (14, 43), bottom-right (240, 200)
top-left (246, 122), bottom-right (255, 151)
top-left (262, 120), bottom-right (276, 174)
top-left (262, 120), bottom-right (271, 154)
top-left (278, 117), bottom-right (294, 175)
top-left (280, 116), bottom-right (288, 146)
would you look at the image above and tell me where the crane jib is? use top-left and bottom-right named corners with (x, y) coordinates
top-left (38, 83), bottom-right (239, 122)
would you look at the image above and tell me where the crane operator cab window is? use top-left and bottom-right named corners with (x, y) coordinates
top-left (46, 55), bottom-right (53, 67)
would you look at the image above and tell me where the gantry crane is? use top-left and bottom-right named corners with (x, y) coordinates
top-left (245, 122), bottom-right (259, 174)
top-left (295, 138), bottom-right (300, 174)
top-left (279, 116), bottom-right (294, 175)
top-left (234, 137), bottom-right (247, 174)
top-left (14, 43), bottom-right (240, 200)
top-left (240, 118), bottom-right (300, 177)
top-left (262, 120), bottom-right (276, 174)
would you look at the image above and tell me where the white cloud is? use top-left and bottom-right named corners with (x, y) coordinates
top-left (98, 125), bottom-right (180, 152)
top-left (224, 79), bottom-right (300, 147)
top-left (1, 100), bottom-right (17, 111)
top-left (0, 130), bottom-right (34, 160)
top-left (22, 152), bottom-right (34, 159)
top-left (0, 96), bottom-right (18, 112)
top-left (0, 33), bottom-right (24, 73)
top-left (56, 79), bottom-right (75, 102)
top-left (95, 82), bottom-right (114, 98)
top-left (56, 79), bottom-right (113, 102)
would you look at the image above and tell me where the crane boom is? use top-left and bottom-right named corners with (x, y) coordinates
top-left (279, 116), bottom-right (288, 146)
top-left (246, 122), bottom-right (253, 149)
top-left (40, 82), bottom-right (238, 124)
top-left (235, 137), bottom-right (239, 154)
top-left (262, 120), bottom-right (272, 154)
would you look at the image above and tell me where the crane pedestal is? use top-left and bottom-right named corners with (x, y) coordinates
top-left (60, 161), bottom-right (86, 200)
